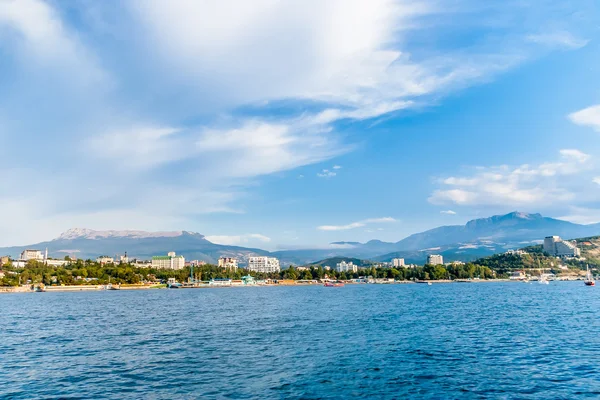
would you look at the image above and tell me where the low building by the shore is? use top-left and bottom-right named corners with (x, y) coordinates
top-left (209, 278), bottom-right (232, 286)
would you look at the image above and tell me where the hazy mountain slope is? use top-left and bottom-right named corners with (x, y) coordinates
top-left (0, 229), bottom-right (270, 264)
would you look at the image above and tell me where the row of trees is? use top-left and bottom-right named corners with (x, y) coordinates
top-left (0, 259), bottom-right (496, 286)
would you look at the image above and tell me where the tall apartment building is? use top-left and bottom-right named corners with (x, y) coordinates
top-left (427, 254), bottom-right (444, 265)
top-left (20, 249), bottom-right (44, 261)
top-left (336, 261), bottom-right (358, 273)
top-left (152, 251), bottom-right (185, 270)
top-left (247, 257), bottom-right (280, 273)
top-left (392, 258), bottom-right (405, 268)
top-left (543, 236), bottom-right (581, 257)
top-left (218, 257), bottom-right (238, 270)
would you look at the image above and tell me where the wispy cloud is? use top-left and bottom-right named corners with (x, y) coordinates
top-left (525, 31), bottom-right (588, 49)
top-left (333, 165), bottom-right (342, 170)
top-left (205, 233), bottom-right (271, 246)
top-left (318, 217), bottom-right (396, 231)
top-left (0, 0), bottom-right (595, 246)
top-left (440, 210), bottom-right (457, 215)
top-left (558, 207), bottom-right (600, 225)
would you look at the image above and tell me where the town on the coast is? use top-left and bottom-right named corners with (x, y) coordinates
top-left (0, 232), bottom-right (596, 292)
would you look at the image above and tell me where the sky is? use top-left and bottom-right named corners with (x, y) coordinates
top-left (0, 0), bottom-right (599, 250)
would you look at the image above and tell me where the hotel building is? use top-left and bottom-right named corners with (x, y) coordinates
top-left (427, 254), bottom-right (444, 265)
top-left (152, 251), bottom-right (186, 270)
top-left (247, 257), bottom-right (280, 273)
top-left (392, 258), bottom-right (405, 267)
top-left (543, 236), bottom-right (581, 258)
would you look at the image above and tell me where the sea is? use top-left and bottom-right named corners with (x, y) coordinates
top-left (2, 282), bottom-right (600, 399)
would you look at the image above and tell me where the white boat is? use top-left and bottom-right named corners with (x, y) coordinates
top-left (538, 274), bottom-right (549, 285)
top-left (584, 265), bottom-right (595, 286)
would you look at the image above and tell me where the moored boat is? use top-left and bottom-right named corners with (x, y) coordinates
top-left (324, 282), bottom-right (344, 287)
top-left (584, 265), bottom-right (595, 286)
top-left (34, 284), bottom-right (46, 292)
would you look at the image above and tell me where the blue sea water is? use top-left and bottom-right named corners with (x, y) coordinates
top-left (2, 282), bottom-right (600, 399)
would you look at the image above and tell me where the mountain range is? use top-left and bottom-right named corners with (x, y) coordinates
top-left (1, 212), bottom-right (598, 266)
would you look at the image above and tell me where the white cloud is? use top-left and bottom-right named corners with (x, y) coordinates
top-left (429, 149), bottom-right (593, 207)
top-left (569, 105), bottom-right (600, 132)
top-left (594, 177), bottom-right (600, 185)
top-left (333, 165), bottom-right (342, 170)
top-left (0, 0), bottom-right (595, 246)
top-left (558, 207), bottom-right (600, 225)
top-left (525, 31), bottom-right (588, 49)
top-left (88, 126), bottom-right (187, 169)
top-left (440, 210), bottom-right (457, 215)
top-left (560, 149), bottom-right (590, 163)
top-left (317, 169), bottom-right (337, 178)
top-left (318, 217), bottom-right (396, 231)
top-left (205, 233), bottom-right (272, 246)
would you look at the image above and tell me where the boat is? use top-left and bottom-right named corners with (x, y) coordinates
top-left (34, 284), bottom-right (46, 292)
top-left (427, 282), bottom-right (432, 286)
top-left (584, 265), bottom-right (595, 286)
top-left (324, 282), bottom-right (344, 287)
top-left (107, 283), bottom-right (121, 290)
top-left (538, 274), bottom-right (549, 285)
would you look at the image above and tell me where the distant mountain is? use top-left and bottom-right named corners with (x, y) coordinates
top-left (275, 212), bottom-right (600, 264)
top-left (1, 212), bottom-right (599, 267)
top-left (0, 229), bottom-right (270, 264)
top-left (392, 211), bottom-right (600, 252)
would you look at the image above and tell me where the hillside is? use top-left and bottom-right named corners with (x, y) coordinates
top-left (309, 257), bottom-right (373, 268)
top-left (573, 236), bottom-right (600, 265)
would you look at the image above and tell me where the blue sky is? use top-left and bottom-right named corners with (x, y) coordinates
top-left (1, 0), bottom-right (599, 249)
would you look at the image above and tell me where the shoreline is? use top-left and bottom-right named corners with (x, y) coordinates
top-left (0, 278), bottom-right (586, 293)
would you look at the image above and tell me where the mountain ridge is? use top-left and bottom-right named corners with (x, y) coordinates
top-left (1, 212), bottom-right (599, 266)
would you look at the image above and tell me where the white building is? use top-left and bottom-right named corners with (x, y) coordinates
top-left (97, 256), bottom-right (114, 265)
top-left (543, 236), bottom-right (581, 258)
top-left (392, 258), bottom-right (405, 268)
top-left (209, 278), bottom-right (232, 286)
top-left (152, 251), bottom-right (185, 270)
top-left (505, 249), bottom-right (527, 256)
top-left (46, 259), bottom-right (70, 267)
top-left (20, 249), bottom-right (44, 261)
top-left (247, 257), bottom-right (280, 273)
top-left (218, 257), bottom-right (238, 270)
top-left (336, 261), bottom-right (358, 273)
top-left (510, 271), bottom-right (526, 280)
top-left (427, 254), bottom-right (444, 265)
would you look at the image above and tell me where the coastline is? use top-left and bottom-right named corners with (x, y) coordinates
top-left (1, 278), bottom-right (584, 293)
